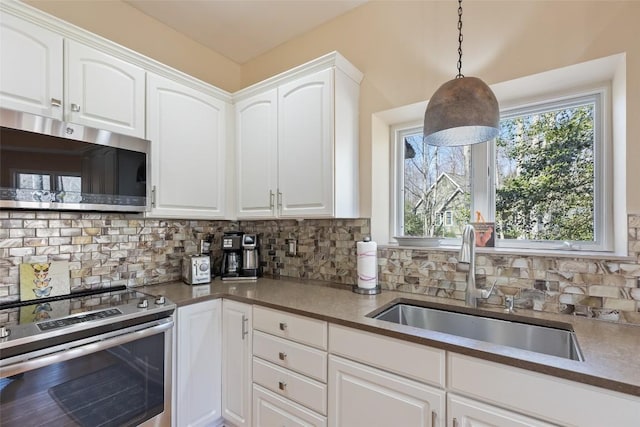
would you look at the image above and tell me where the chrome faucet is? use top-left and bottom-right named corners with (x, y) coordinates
top-left (459, 224), bottom-right (495, 308)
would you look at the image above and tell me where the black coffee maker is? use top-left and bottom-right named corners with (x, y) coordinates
top-left (221, 231), bottom-right (243, 280)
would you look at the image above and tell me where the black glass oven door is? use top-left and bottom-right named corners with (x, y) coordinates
top-left (0, 328), bottom-right (168, 427)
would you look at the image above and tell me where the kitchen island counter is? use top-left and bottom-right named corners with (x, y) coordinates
top-left (143, 277), bottom-right (640, 397)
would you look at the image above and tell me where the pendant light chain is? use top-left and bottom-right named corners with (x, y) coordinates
top-left (456, 0), bottom-right (464, 78)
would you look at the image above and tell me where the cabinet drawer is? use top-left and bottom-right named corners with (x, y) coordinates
top-left (329, 324), bottom-right (445, 387)
top-left (253, 357), bottom-right (327, 415)
top-left (253, 384), bottom-right (327, 427)
top-left (254, 330), bottom-right (327, 382)
top-left (448, 353), bottom-right (640, 427)
top-left (253, 306), bottom-right (327, 350)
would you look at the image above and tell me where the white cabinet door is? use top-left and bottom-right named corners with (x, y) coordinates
top-left (278, 68), bottom-right (334, 218)
top-left (147, 73), bottom-right (227, 219)
top-left (235, 89), bottom-right (278, 218)
top-left (176, 299), bottom-right (222, 427)
top-left (66, 40), bottom-right (145, 138)
top-left (222, 300), bottom-right (252, 427)
top-left (448, 394), bottom-right (557, 427)
top-left (0, 13), bottom-right (63, 119)
top-left (328, 355), bottom-right (445, 427)
top-left (253, 384), bottom-right (327, 427)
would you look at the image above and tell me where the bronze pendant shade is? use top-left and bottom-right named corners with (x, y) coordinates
top-left (423, 0), bottom-right (500, 147)
top-left (423, 76), bottom-right (499, 147)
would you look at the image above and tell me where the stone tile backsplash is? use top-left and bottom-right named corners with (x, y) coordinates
top-left (1, 210), bottom-right (639, 325)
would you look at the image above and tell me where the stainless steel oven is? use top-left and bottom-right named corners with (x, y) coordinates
top-left (0, 287), bottom-right (175, 427)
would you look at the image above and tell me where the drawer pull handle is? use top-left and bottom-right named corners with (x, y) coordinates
top-left (71, 103), bottom-right (81, 112)
top-left (452, 417), bottom-right (458, 427)
top-left (279, 322), bottom-right (287, 331)
top-left (279, 352), bottom-right (287, 361)
top-left (431, 411), bottom-right (436, 426)
top-left (278, 381), bottom-right (287, 391)
top-left (51, 98), bottom-right (62, 107)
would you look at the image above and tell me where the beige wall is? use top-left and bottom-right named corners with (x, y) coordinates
top-left (240, 0), bottom-right (640, 215)
top-left (25, 0), bottom-right (640, 214)
top-left (25, 0), bottom-right (242, 92)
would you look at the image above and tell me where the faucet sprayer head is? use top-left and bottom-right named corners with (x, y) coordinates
top-left (459, 224), bottom-right (475, 264)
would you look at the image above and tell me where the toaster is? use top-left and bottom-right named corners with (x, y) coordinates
top-left (182, 255), bottom-right (211, 285)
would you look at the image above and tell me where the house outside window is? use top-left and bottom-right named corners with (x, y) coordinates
top-left (395, 89), bottom-right (609, 251)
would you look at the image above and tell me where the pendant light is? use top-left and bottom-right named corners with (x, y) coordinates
top-left (423, 0), bottom-right (499, 147)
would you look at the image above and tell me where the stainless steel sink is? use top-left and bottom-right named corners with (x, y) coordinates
top-left (370, 302), bottom-right (584, 361)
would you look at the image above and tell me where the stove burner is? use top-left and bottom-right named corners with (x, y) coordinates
top-left (37, 308), bottom-right (122, 331)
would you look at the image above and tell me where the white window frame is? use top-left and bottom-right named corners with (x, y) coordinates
top-left (490, 90), bottom-right (610, 251)
top-left (381, 54), bottom-right (625, 254)
top-left (392, 88), bottom-right (610, 251)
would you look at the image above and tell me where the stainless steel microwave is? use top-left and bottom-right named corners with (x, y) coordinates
top-left (0, 108), bottom-right (150, 212)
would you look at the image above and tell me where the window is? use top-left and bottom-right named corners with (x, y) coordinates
top-left (18, 173), bottom-right (52, 190)
top-left (395, 90), bottom-right (609, 251)
top-left (398, 127), bottom-right (470, 238)
top-left (16, 172), bottom-right (81, 191)
top-left (444, 211), bottom-right (453, 227)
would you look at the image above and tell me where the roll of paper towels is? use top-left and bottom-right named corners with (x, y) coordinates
top-left (357, 238), bottom-right (378, 289)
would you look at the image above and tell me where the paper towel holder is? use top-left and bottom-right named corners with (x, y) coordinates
top-left (353, 236), bottom-right (381, 295)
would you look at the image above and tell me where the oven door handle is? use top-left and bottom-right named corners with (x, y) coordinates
top-left (0, 318), bottom-right (173, 378)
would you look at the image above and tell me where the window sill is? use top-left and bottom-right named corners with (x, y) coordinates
top-left (379, 243), bottom-right (634, 261)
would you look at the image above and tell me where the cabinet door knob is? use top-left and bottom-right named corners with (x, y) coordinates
top-left (279, 322), bottom-right (287, 331)
top-left (278, 352), bottom-right (287, 361)
top-left (71, 103), bottom-right (81, 112)
top-left (452, 417), bottom-right (458, 427)
top-left (50, 98), bottom-right (62, 107)
top-left (278, 381), bottom-right (287, 391)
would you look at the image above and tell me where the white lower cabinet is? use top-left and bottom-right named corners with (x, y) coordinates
top-left (222, 300), bottom-right (252, 427)
top-left (448, 394), bottom-right (556, 427)
top-left (448, 353), bottom-right (640, 427)
top-left (328, 324), bottom-right (446, 427)
top-left (252, 306), bottom-right (328, 426)
top-left (328, 355), bottom-right (445, 427)
top-left (176, 299), bottom-right (223, 427)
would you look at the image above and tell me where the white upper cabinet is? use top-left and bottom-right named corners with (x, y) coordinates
top-left (147, 73), bottom-right (228, 219)
top-left (66, 40), bottom-right (146, 138)
top-left (0, 12), bottom-right (145, 138)
top-left (278, 69), bottom-right (334, 218)
top-left (0, 12), bottom-right (63, 119)
top-left (235, 89), bottom-right (278, 218)
top-left (235, 52), bottom-right (362, 219)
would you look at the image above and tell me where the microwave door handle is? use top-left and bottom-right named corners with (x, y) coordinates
top-left (0, 319), bottom-right (173, 378)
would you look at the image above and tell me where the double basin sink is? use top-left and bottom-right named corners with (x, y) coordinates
top-left (368, 300), bottom-right (584, 361)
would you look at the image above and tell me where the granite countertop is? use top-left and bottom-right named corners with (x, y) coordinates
top-left (142, 277), bottom-right (640, 397)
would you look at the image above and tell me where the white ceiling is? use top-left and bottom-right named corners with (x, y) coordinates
top-left (125, 0), bottom-right (368, 64)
